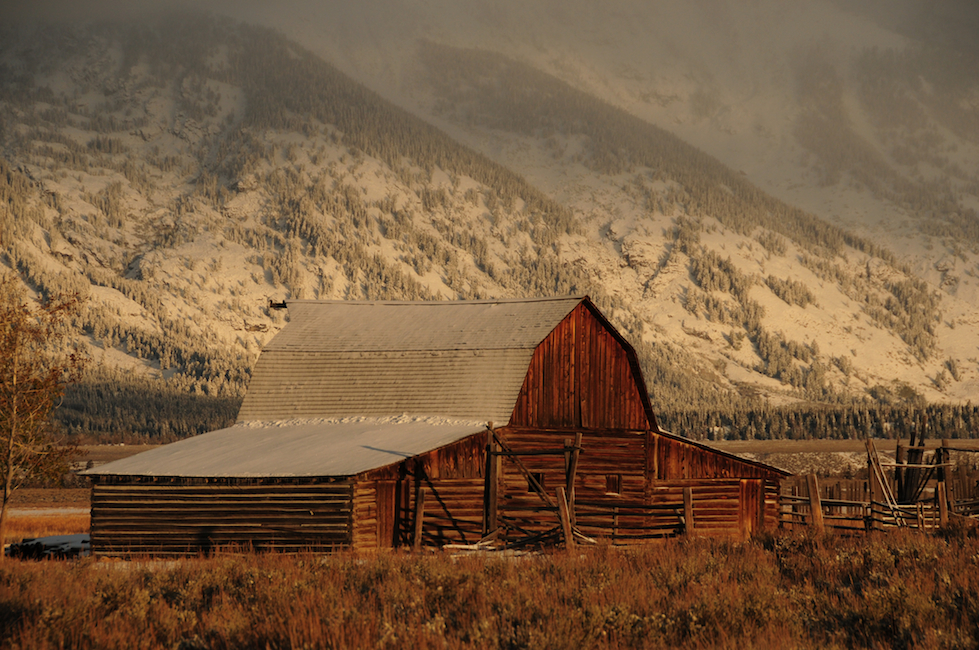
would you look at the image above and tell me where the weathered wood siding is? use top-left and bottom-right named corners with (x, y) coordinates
top-left (353, 435), bottom-right (487, 550)
top-left (510, 303), bottom-right (652, 431)
top-left (90, 479), bottom-right (353, 557)
top-left (397, 478), bottom-right (485, 547)
top-left (351, 482), bottom-right (378, 552)
top-left (652, 433), bottom-right (784, 481)
top-left (494, 428), bottom-right (650, 543)
top-left (646, 479), bottom-right (781, 538)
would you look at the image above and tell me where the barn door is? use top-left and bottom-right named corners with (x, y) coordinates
top-left (375, 480), bottom-right (397, 548)
top-left (738, 479), bottom-right (764, 539)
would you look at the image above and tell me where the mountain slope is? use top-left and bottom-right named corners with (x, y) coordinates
top-left (1, 11), bottom-right (978, 440)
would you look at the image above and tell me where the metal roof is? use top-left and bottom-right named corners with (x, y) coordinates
top-left (85, 417), bottom-right (486, 478)
top-left (236, 297), bottom-right (584, 423)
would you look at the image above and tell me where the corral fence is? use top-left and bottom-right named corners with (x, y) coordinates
top-left (779, 439), bottom-right (979, 534)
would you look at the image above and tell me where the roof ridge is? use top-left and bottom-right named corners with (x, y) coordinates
top-left (284, 295), bottom-right (587, 307)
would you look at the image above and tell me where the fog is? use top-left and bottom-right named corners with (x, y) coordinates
top-left (5, 0), bottom-right (976, 99)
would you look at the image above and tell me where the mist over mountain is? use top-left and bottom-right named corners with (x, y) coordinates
top-left (2, 2), bottom-right (979, 440)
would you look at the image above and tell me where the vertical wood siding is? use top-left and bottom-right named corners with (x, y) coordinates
top-left (653, 434), bottom-right (785, 481)
top-left (90, 479), bottom-right (353, 557)
top-left (510, 304), bottom-right (651, 431)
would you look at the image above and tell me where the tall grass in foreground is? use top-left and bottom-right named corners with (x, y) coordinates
top-left (1, 531), bottom-right (978, 649)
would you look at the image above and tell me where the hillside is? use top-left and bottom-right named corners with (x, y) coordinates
top-left (1, 8), bottom-right (978, 440)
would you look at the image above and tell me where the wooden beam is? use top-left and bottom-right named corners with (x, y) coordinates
top-left (565, 432), bottom-right (582, 525)
top-left (939, 439), bottom-right (950, 484)
top-left (682, 487), bottom-right (694, 536)
top-left (484, 427), bottom-right (499, 536)
top-left (413, 486), bottom-right (426, 550)
top-left (938, 482), bottom-right (949, 528)
top-left (806, 474), bottom-right (824, 533)
top-left (556, 487), bottom-right (575, 549)
top-left (493, 433), bottom-right (556, 509)
top-left (896, 441), bottom-right (906, 503)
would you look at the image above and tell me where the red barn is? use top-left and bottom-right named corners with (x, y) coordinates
top-left (87, 297), bottom-right (787, 556)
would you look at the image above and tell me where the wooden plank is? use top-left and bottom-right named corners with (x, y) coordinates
top-left (807, 474), bottom-right (824, 533)
top-left (557, 487), bottom-right (574, 549)
top-left (413, 487), bottom-right (426, 550)
top-left (938, 482), bottom-right (949, 527)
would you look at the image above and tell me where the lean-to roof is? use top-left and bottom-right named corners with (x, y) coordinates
top-left (237, 296), bottom-right (584, 424)
top-left (86, 417), bottom-right (486, 478)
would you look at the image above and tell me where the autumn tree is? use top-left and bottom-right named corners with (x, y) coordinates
top-left (0, 274), bottom-right (84, 553)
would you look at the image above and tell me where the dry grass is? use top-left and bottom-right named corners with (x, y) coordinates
top-left (0, 530), bottom-right (978, 649)
top-left (3, 513), bottom-right (90, 544)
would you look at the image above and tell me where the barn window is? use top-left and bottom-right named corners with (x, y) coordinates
top-left (527, 472), bottom-right (545, 492)
top-left (605, 474), bottom-right (622, 494)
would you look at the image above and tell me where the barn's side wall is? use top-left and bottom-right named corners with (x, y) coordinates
top-left (494, 427), bottom-right (655, 544)
top-left (510, 303), bottom-right (651, 431)
top-left (651, 433), bottom-right (786, 481)
top-left (90, 478), bottom-right (353, 557)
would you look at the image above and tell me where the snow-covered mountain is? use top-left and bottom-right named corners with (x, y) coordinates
top-left (2, 2), bottom-right (978, 438)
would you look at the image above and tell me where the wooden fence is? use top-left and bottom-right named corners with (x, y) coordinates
top-left (779, 474), bottom-right (952, 533)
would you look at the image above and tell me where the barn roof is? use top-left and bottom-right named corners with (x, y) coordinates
top-left (86, 417), bottom-right (486, 478)
top-left (237, 296), bottom-right (585, 424)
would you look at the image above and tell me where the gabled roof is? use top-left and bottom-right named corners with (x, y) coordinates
top-left (87, 417), bottom-right (486, 478)
top-left (237, 296), bottom-right (585, 424)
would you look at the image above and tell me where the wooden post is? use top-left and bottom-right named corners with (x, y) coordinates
top-left (682, 487), bottom-right (694, 536)
top-left (866, 439), bottom-right (880, 530)
top-left (412, 487), bottom-right (426, 550)
top-left (484, 426), bottom-right (499, 536)
top-left (916, 502), bottom-right (925, 530)
top-left (939, 439), bottom-right (950, 484)
top-left (564, 432), bottom-right (582, 526)
top-left (896, 441), bottom-right (906, 502)
top-left (938, 482), bottom-right (949, 528)
top-left (807, 474), bottom-right (824, 533)
top-left (556, 486), bottom-right (575, 549)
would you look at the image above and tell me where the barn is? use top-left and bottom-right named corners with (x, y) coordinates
top-left (86, 296), bottom-right (788, 556)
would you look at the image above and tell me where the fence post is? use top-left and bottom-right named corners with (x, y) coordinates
top-left (938, 482), bottom-right (949, 528)
top-left (807, 474), bottom-right (824, 533)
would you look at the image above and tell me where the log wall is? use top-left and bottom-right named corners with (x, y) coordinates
top-left (397, 478), bottom-right (485, 547)
top-left (647, 479), bottom-right (780, 537)
top-left (91, 479), bottom-right (353, 557)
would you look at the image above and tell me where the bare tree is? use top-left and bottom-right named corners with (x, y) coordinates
top-left (0, 274), bottom-right (84, 555)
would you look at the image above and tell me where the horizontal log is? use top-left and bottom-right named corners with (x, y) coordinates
top-left (94, 484), bottom-right (352, 494)
top-left (93, 502), bottom-right (352, 512)
top-left (92, 505), bottom-right (352, 515)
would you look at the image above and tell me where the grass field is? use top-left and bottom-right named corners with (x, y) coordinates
top-left (1, 529), bottom-right (978, 649)
top-left (2, 513), bottom-right (90, 545)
